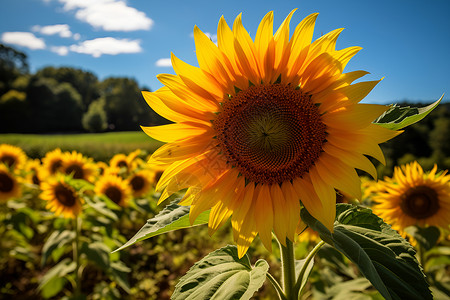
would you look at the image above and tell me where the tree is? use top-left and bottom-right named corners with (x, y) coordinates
top-left (35, 66), bottom-right (100, 110)
top-left (99, 77), bottom-right (153, 131)
top-left (82, 99), bottom-right (108, 132)
top-left (0, 89), bottom-right (30, 133)
top-left (0, 43), bottom-right (29, 96)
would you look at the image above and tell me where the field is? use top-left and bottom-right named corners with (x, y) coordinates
top-left (1, 131), bottom-right (449, 300)
top-left (0, 131), bottom-right (164, 162)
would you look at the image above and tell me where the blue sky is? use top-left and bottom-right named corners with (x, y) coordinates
top-left (1, 0), bottom-right (449, 104)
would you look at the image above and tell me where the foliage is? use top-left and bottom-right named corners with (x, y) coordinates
top-left (82, 99), bottom-right (108, 133)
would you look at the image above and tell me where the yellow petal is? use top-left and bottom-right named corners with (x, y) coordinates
top-left (323, 104), bottom-right (388, 131)
top-left (254, 184), bottom-right (273, 251)
top-left (270, 183), bottom-right (288, 246)
top-left (315, 153), bottom-right (362, 199)
top-left (281, 181), bottom-right (301, 242)
top-left (308, 168), bottom-right (337, 231)
top-left (141, 122), bottom-right (211, 143)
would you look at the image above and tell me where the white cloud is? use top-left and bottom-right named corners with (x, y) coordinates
top-left (59, 0), bottom-right (153, 31)
top-left (73, 33), bottom-right (81, 40)
top-left (51, 46), bottom-right (69, 56)
top-left (1, 32), bottom-right (46, 50)
top-left (69, 37), bottom-right (142, 57)
top-left (32, 24), bottom-right (73, 38)
top-left (155, 58), bottom-right (172, 67)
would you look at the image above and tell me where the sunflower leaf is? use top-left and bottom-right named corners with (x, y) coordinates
top-left (41, 229), bottom-right (75, 266)
top-left (113, 198), bottom-right (209, 253)
top-left (374, 95), bottom-right (442, 130)
top-left (404, 226), bottom-right (441, 251)
top-left (301, 204), bottom-right (432, 300)
top-left (172, 245), bottom-right (269, 300)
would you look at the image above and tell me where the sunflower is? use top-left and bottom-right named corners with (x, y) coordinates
top-left (109, 151), bottom-right (141, 175)
top-left (0, 164), bottom-right (22, 202)
top-left (61, 151), bottom-right (97, 182)
top-left (372, 161), bottom-right (450, 233)
top-left (141, 10), bottom-right (400, 257)
top-left (0, 144), bottom-right (27, 171)
top-left (95, 174), bottom-right (132, 207)
top-left (41, 148), bottom-right (64, 177)
top-left (128, 170), bottom-right (153, 197)
top-left (40, 175), bottom-right (82, 218)
top-left (24, 158), bottom-right (42, 186)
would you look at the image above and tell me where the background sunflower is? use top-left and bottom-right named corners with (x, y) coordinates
top-left (95, 174), bottom-right (132, 207)
top-left (372, 161), bottom-right (450, 232)
top-left (40, 175), bottom-right (83, 218)
top-left (0, 164), bottom-right (22, 202)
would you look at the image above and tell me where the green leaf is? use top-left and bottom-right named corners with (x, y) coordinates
top-left (404, 226), bottom-right (441, 251)
top-left (81, 241), bottom-right (111, 271)
top-left (41, 229), bottom-right (75, 266)
top-left (39, 258), bottom-right (76, 293)
top-left (110, 261), bottom-right (131, 293)
top-left (41, 277), bottom-right (67, 299)
top-left (113, 199), bottom-right (209, 252)
top-left (84, 195), bottom-right (118, 221)
top-left (171, 245), bottom-right (269, 300)
top-left (302, 204), bottom-right (432, 300)
top-left (295, 257), bottom-right (315, 296)
top-left (374, 95), bottom-right (442, 130)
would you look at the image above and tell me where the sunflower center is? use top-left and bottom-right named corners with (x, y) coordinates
top-left (54, 183), bottom-right (76, 207)
top-left (118, 160), bottom-right (128, 168)
top-left (214, 84), bottom-right (327, 184)
top-left (66, 164), bottom-right (84, 179)
top-left (1, 155), bottom-right (16, 168)
top-left (400, 185), bottom-right (439, 219)
top-left (0, 173), bottom-right (14, 193)
top-left (130, 176), bottom-right (145, 191)
top-left (105, 186), bottom-right (122, 204)
top-left (50, 160), bottom-right (63, 174)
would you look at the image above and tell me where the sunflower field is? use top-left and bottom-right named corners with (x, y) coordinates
top-left (1, 7), bottom-right (450, 300)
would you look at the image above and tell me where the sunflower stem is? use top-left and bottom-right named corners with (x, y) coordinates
top-left (280, 238), bottom-right (297, 300)
top-left (73, 215), bottom-right (82, 297)
top-left (293, 240), bottom-right (325, 298)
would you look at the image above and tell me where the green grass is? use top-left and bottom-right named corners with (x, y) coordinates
top-left (0, 131), bottom-right (164, 161)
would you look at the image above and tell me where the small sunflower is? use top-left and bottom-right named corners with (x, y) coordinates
top-left (128, 170), bottom-right (153, 197)
top-left (0, 144), bottom-right (27, 171)
top-left (0, 164), bottom-right (22, 202)
top-left (142, 10), bottom-right (400, 257)
top-left (40, 175), bottom-right (82, 218)
top-left (41, 148), bottom-right (64, 177)
top-left (372, 161), bottom-right (450, 232)
top-left (95, 174), bottom-right (132, 207)
top-left (24, 158), bottom-right (42, 186)
top-left (96, 161), bottom-right (109, 176)
top-left (61, 151), bottom-right (97, 182)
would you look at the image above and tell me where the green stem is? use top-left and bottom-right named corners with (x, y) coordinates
top-left (293, 240), bottom-right (325, 298)
top-left (267, 272), bottom-right (288, 300)
top-left (73, 216), bottom-right (81, 297)
top-left (280, 238), bottom-right (297, 300)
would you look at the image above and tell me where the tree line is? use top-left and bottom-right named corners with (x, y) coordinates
top-left (0, 43), bottom-right (168, 133)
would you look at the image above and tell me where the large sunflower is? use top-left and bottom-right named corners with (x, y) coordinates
top-left (41, 148), bottom-right (64, 177)
top-left (61, 151), bottom-right (97, 182)
top-left (0, 164), bottom-right (22, 202)
top-left (372, 161), bottom-right (450, 232)
top-left (40, 175), bottom-right (82, 218)
top-left (0, 144), bottom-right (27, 171)
top-left (142, 10), bottom-right (400, 257)
top-left (95, 174), bottom-right (132, 207)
